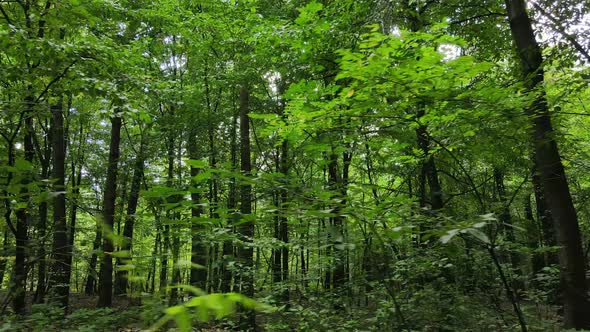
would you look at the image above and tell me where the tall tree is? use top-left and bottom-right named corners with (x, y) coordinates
top-left (115, 132), bottom-right (146, 295)
top-left (97, 115), bottom-right (122, 307)
top-left (48, 98), bottom-right (69, 309)
top-left (505, 0), bottom-right (590, 328)
top-left (237, 85), bottom-right (255, 330)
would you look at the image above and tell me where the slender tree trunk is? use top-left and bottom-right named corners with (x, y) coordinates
top-left (85, 219), bottom-right (102, 295)
top-left (97, 115), bottom-right (122, 307)
top-left (505, 0), bottom-right (590, 328)
top-left (416, 109), bottom-right (443, 213)
top-left (165, 132), bottom-right (178, 304)
top-left (115, 136), bottom-right (145, 295)
top-left (170, 227), bottom-right (181, 304)
top-left (48, 98), bottom-right (70, 309)
top-left (327, 149), bottom-right (348, 289)
top-left (494, 168), bottom-right (523, 297)
top-left (272, 152), bottom-right (282, 286)
top-left (532, 162), bottom-right (558, 267)
top-left (34, 164), bottom-right (49, 303)
top-left (159, 223), bottom-right (169, 292)
top-left (524, 194), bottom-right (545, 277)
top-left (222, 107), bottom-right (238, 293)
top-left (1, 143), bottom-right (15, 291)
top-left (0, 231), bottom-right (8, 288)
top-left (237, 86), bottom-right (255, 330)
top-left (279, 140), bottom-right (289, 300)
top-left (494, 169), bottom-right (518, 250)
top-left (13, 107), bottom-right (35, 314)
top-left (63, 134), bottom-right (83, 299)
top-left (188, 131), bottom-right (207, 290)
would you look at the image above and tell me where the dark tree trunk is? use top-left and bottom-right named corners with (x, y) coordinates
top-left (48, 98), bottom-right (70, 309)
top-left (525, 194), bottom-right (545, 276)
top-left (327, 148), bottom-right (350, 290)
top-left (97, 115), bottom-right (122, 307)
top-left (64, 130), bottom-right (83, 299)
top-left (279, 140), bottom-right (289, 299)
top-left (115, 136), bottom-right (145, 295)
top-left (237, 86), bottom-right (255, 330)
top-left (188, 131), bottom-right (207, 290)
top-left (0, 231), bottom-right (8, 288)
top-left (34, 120), bottom-right (52, 303)
top-left (532, 162), bottom-right (558, 267)
top-left (159, 224), bottom-right (169, 292)
top-left (1, 143), bottom-right (15, 291)
top-left (13, 108), bottom-right (35, 315)
top-left (505, 0), bottom-right (590, 328)
top-left (221, 106), bottom-right (239, 293)
top-left (272, 150), bottom-right (282, 286)
top-left (416, 109), bottom-right (443, 211)
top-left (494, 168), bottom-right (523, 295)
top-left (34, 161), bottom-right (50, 303)
top-left (170, 227), bottom-right (181, 304)
top-left (165, 132), bottom-right (176, 303)
top-left (85, 218), bottom-right (102, 295)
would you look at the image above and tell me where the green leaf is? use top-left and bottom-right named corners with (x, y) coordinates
top-left (187, 159), bottom-right (208, 168)
top-left (465, 228), bottom-right (490, 244)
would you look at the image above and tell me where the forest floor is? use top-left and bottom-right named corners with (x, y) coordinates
top-left (0, 292), bottom-right (237, 331)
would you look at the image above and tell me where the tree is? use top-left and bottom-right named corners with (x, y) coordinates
top-left (504, 0), bottom-right (590, 328)
top-left (48, 97), bottom-right (69, 309)
top-left (97, 114), bottom-right (122, 308)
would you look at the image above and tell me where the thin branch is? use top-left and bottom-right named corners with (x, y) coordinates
top-left (428, 134), bottom-right (485, 209)
top-left (450, 12), bottom-right (505, 25)
top-left (531, 2), bottom-right (590, 63)
top-left (0, 4), bottom-right (13, 26)
top-left (34, 60), bottom-right (77, 104)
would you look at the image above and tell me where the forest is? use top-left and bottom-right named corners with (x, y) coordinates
top-left (1, 0), bottom-right (590, 331)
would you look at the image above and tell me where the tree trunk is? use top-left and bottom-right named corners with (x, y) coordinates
top-left (48, 98), bottom-right (70, 309)
top-left (97, 115), bottom-right (122, 307)
top-left (0, 231), bottom-right (8, 288)
top-left (34, 162), bottom-right (50, 303)
top-left (532, 162), bottom-right (558, 267)
top-left (64, 128), bottom-right (84, 300)
top-left (272, 151), bottom-right (282, 286)
top-left (85, 218), bottom-right (102, 295)
top-left (416, 108), bottom-right (443, 214)
top-left (222, 106), bottom-right (239, 293)
top-left (188, 131), bottom-right (207, 290)
top-left (237, 86), bottom-right (255, 330)
top-left (279, 140), bottom-right (289, 300)
top-left (13, 107), bottom-right (35, 314)
top-left (115, 136), bottom-right (145, 295)
top-left (1, 142), bottom-right (15, 291)
top-left (505, 0), bottom-right (590, 328)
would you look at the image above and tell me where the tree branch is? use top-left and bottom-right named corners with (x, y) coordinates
top-left (450, 12), bottom-right (505, 25)
top-left (0, 4), bottom-right (13, 26)
top-left (34, 60), bottom-right (77, 104)
top-left (531, 2), bottom-right (590, 63)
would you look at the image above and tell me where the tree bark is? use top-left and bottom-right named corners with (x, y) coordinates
top-left (237, 86), bottom-right (255, 330)
top-left (115, 135), bottom-right (145, 295)
top-left (97, 115), bottom-right (122, 307)
top-left (221, 105), bottom-right (239, 293)
top-left (0, 231), bottom-right (8, 289)
top-left (64, 124), bottom-right (84, 299)
top-left (505, 0), bottom-right (590, 328)
top-left (188, 131), bottom-right (207, 290)
top-left (85, 217), bottom-right (102, 295)
top-left (531, 162), bottom-right (558, 267)
top-left (13, 106), bottom-right (35, 314)
top-left (48, 98), bottom-right (70, 309)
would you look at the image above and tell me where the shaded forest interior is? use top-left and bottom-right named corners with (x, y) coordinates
top-left (2, 0), bottom-right (590, 331)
